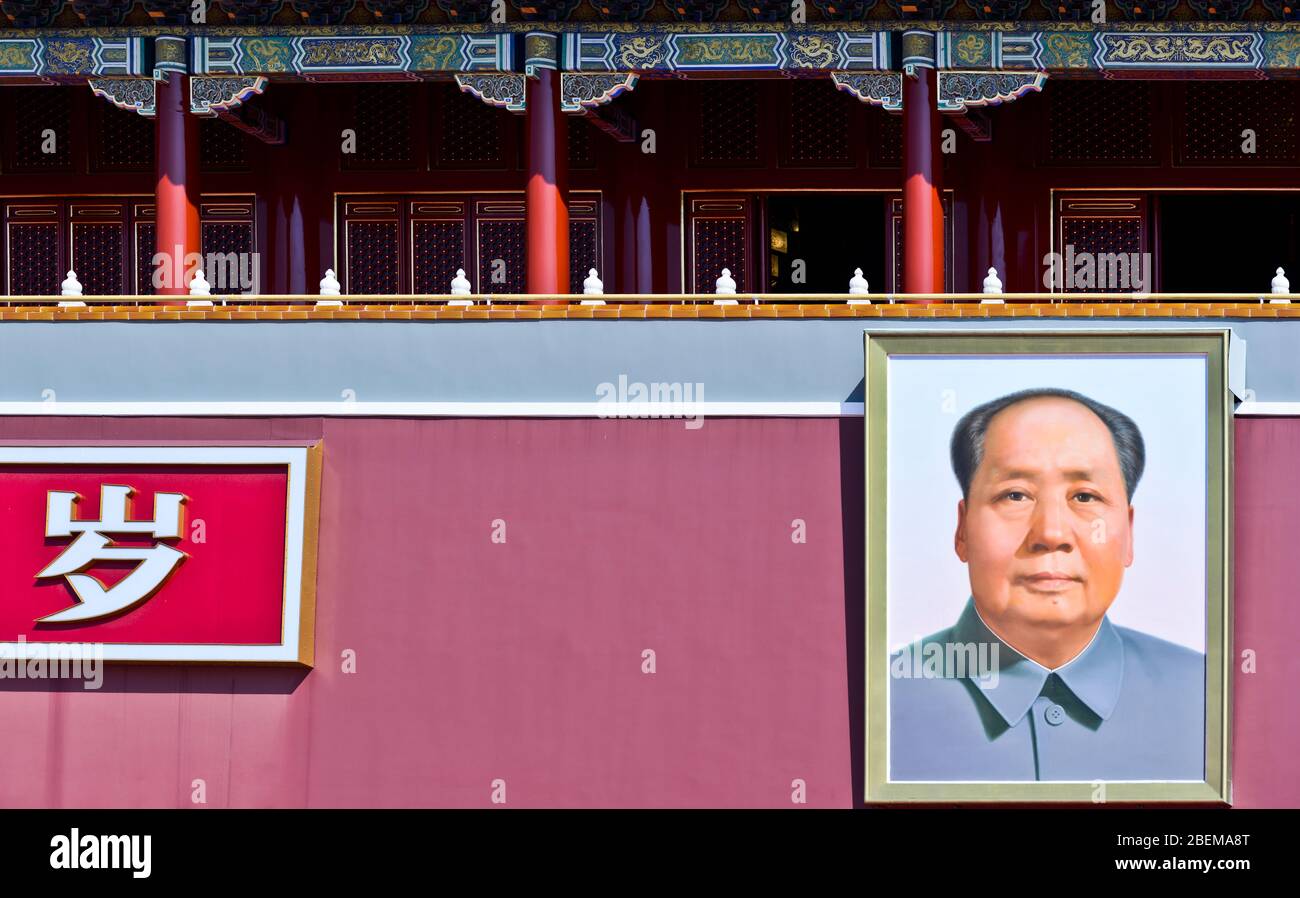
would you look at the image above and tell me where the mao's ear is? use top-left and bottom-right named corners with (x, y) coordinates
top-left (955, 499), bottom-right (968, 563)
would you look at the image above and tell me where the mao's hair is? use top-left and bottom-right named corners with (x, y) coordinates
top-left (950, 388), bottom-right (1145, 502)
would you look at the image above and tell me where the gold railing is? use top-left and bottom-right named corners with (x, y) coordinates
top-left (2, 292), bottom-right (1296, 307)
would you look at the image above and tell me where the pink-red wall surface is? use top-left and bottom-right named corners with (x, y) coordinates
top-left (0, 414), bottom-right (1294, 808)
top-left (1229, 418), bottom-right (1300, 809)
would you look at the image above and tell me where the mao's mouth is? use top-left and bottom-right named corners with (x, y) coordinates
top-left (1019, 572), bottom-right (1083, 591)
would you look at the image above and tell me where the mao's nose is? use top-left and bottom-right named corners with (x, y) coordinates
top-left (1026, 494), bottom-right (1074, 553)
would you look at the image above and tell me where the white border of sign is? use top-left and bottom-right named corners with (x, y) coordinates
top-left (0, 445), bottom-right (317, 665)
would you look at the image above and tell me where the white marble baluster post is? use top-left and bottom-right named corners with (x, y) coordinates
top-left (449, 268), bottom-right (474, 306)
top-left (58, 270), bottom-right (85, 308)
top-left (981, 267), bottom-right (1004, 305)
top-left (581, 268), bottom-right (606, 306)
top-left (187, 269), bottom-right (213, 308)
top-left (1270, 267), bottom-right (1290, 305)
top-left (316, 268), bottom-right (343, 307)
top-left (848, 267), bottom-right (870, 306)
top-left (713, 267), bottom-right (738, 305)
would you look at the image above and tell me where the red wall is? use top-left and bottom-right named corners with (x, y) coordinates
top-left (0, 414), bottom-right (1294, 807)
top-left (1230, 418), bottom-right (1300, 808)
top-left (0, 416), bottom-right (859, 808)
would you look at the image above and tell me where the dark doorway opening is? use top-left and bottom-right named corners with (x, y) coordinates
top-left (764, 193), bottom-right (885, 294)
top-left (1159, 193), bottom-right (1300, 293)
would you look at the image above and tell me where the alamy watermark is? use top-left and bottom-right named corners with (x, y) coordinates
top-left (891, 638), bottom-right (1000, 688)
top-left (50, 828), bottom-right (150, 878)
top-left (0, 636), bottom-right (104, 690)
top-left (1042, 244), bottom-right (1152, 296)
top-left (596, 375), bottom-right (705, 430)
top-left (152, 244), bottom-right (260, 294)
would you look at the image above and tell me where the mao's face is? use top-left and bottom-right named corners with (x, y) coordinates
top-left (955, 397), bottom-right (1134, 639)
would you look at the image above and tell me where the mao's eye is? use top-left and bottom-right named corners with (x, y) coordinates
top-left (1073, 491), bottom-right (1101, 503)
top-left (1001, 490), bottom-right (1030, 502)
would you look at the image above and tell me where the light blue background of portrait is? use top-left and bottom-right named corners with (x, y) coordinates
top-left (887, 354), bottom-right (1208, 654)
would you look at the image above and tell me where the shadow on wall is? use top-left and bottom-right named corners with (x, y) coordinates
top-left (839, 416), bottom-right (865, 807)
top-left (0, 666), bottom-right (309, 696)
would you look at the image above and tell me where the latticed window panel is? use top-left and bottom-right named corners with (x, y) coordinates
top-left (437, 87), bottom-right (504, 167)
top-left (1181, 82), bottom-right (1299, 165)
top-left (891, 204), bottom-right (902, 293)
top-left (1061, 217), bottom-right (1144, 256)
top-left (95, 103), bottom-right (155, 171)
top-left (1047, 81), bottom-right (1155, 165)
top-left (787, 80), bottom-right (852, 166)
top-left (135, 222), bottom-right (156, 295)
top-left (872, 109), bottom-right (902, 168)
top-left (477, 219), bottom-right (526, 295)
top-left (70, 223), bottom-right (125, 295)
top-left (569, 218), bottom-right (599, 294)
top-left (412, 220), bottom-right (466, 294)
top-left (692, 218), bottom-right (747, 294)
top-left (694, 82), bottom-right (760, 166)
top-left (1058, 201), bottom-right (1147, 293)
top-left (346, 220), bottom-right (401, 294)
top-left (6, 223), bottom-right (60, 296)
top-left (6, 88), bottom-right (73, 172)
top-left (4, 198), bottom-right (252, 297)
top-left (891, 210), bottom-right (906, 294)
top-left (201, 221), bottom-right (257, 294)
top-left (341, 192), bottom-right (603, 294)
top-left (200, 117), bottom-right (249, 170)
top-left (568, 117), bottom-right (595, 170)
top-left (345, 84), bottom-right (415, 170)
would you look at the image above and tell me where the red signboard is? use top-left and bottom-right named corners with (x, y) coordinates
top-left (0, 445), bottom-right (320, 664)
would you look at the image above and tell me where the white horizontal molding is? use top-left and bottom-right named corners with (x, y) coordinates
top-left (0, 401), bottom-right (866, 418)
top-left (1232, 401), bottom-right (1300, 416)
top-left (1, 400), bottom-right (1285, 417)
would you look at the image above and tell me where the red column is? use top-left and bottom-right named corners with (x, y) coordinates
top-left (902, 68), bottom-right (944, 296)
top-left (154, 74), bottom-right (200, 299)
top-left (526, 69), bottom-right (569, 298)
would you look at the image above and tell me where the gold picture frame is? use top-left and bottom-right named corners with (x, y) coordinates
top-left (864, 330), bottom-right (1232, 804)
